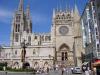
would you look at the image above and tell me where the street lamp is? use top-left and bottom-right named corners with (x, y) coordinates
top-left (21, 39), bottom-right (29, 69)
top-left (0, 45), bottom-right (3, 58)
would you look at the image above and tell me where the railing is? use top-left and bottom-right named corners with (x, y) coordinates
top-left (97, 52), bottom-right (100, 58)
top-left (0, 56), bottom-right (54, 60)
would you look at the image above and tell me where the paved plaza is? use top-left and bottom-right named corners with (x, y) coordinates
top-left (0, 70), bottom-right (85, 75)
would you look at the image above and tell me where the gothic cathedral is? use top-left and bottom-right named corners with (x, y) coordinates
top-left (0, 0), bottom-right (83, 68)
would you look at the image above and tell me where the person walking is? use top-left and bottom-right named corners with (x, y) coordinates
top-left (62, 70), bottom-right (64, 75)
top-left (61, 68), bottom-right (64, 75)
top-left (47, 67), bottom-right (49, 73)
top-left (85, 70), bottom-right (90, 75)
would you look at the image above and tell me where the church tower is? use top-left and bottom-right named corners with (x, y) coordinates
top-left (51, 1), bottom-right (82, 67)
top-left (73, 4), bottom-right (83, 66)
top-left (51, 8), bottom-right (75, 66)
top-left (10, 0), bottom-right (32, 46)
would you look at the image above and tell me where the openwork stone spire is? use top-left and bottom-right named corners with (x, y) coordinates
top-left (18, 0), bottom-right (24, 11)
top-left (66, 0), bottom-right (70, 12)
top-left (26, 5), bottom-right (30, 19)
top-left (74, 0), bottom-right (80, 21)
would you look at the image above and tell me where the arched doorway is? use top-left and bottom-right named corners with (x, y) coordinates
top-left (57, 43), bottom-right (69, 67)
top-left (44, 61), bottom-right (49, 71)
top-left (13, 62), bottom-right (19, 69)
top-left (23, 62), bottom-right (30, 69)
top-left (44, 61), bottom-right (49, 67)
top-left (34, 62), bottom-right (39, 70)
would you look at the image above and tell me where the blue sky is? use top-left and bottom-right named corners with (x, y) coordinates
top-left (0, 0), bottom-right (88, 45)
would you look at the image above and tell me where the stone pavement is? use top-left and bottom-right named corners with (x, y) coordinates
top-left (36, 70), bottom-right (83, 75)
top-left (0, 70), bottom-right (89, 75)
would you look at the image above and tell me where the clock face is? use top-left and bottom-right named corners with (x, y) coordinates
top-left (59, 26), bottom-right (69, 35)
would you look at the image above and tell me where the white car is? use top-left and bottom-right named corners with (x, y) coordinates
top-left (72, 67), bottom-right (82, 74)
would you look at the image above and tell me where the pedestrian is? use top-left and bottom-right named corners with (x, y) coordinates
top-left (93, 67), bottom-right (97, 75)
top-left (61, 68), bottom-right (64, 75)
top-left (5, 71), bottom-right (7, 75)
top-left (85, 70), bottom-right (89, 75)
top-left (54, 66), bottom-right (56, 71)
top-left (3, 66), bottom-right (6, 71)
top-left (89, 69), bottom-right (92, 75)
top-left (66, 68), bottom-right (69, 75)
top-left (3, 66), bottom-right (7, 75)
top-left (47, 67), bottom-right (49, 73)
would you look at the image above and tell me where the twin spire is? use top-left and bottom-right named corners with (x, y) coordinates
top-left (18, 0), bottom-right (79, 19)
top-left (18, 0), bottom-right (30, 19)
top-left (26, 5), bottom-right (30, 19)
top-left (18, 0), bottom-right (23, 11)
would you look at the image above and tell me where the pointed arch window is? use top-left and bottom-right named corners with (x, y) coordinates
top-left (34, 36), bottom-right (37, 39)
top-left (28, 36), bottom-right (31, 45)
top-left (62, 14), bottom-right (65, 19)
top-left (16, 15), bottom-right (21, 22)
top-left (15, 34), bottom-right (19, 42)
top-left (60, 44), bottom-right (69, 61)
top-left (65, 52), bottom-right (68, 60)
top-left (67, 14), bottom-right (71, 20)
top-left (41, 36), bottom-right (44, 41)
top-left (18, 24), bottom-right (20, 32)
top-left (62, 52), bottom-right (64, 61)
top-left (33, 49), bottom-right (36, 55)
top-left (56, 15), bottom-right (60, 19)
top-left (15, 24), bottom-right (20, 32)
top-left (61, 52), bottom-right (68, 61)
top-left (15, 24), bottom-right (17, 32)
top-left (45, 36), bottom-right (51, 41)
top-left (15, 50), bottom-right (17, 55)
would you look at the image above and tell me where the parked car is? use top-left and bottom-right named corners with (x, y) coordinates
top-left (72, 67), bottom-right (82, 74)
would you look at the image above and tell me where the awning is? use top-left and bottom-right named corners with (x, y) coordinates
top-left (82, 62), bottom-right (88, 65)
top-left (93, 62), bottom-right (100, 67)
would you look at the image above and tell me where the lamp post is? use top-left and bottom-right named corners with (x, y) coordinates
top-left (21, 39), bottom-right (29, 69)
top-left (0, 45), bottom-right (3, 58)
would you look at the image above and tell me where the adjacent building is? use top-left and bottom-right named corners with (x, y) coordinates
top-left (80, 0), bottom-right (100, 68)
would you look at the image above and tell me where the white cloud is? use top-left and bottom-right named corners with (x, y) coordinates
top-left (0, 10), bottom-right (12, 17)
top-left (0, 9), bottom-right (13, 24)
top-left (0, 9), bottom-right (49, 25)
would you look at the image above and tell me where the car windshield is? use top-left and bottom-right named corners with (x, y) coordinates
top-left (76, 68), bottom-right (81, 69)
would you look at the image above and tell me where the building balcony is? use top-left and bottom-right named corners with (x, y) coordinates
top-left (96, 52), bottom-right (100, 59)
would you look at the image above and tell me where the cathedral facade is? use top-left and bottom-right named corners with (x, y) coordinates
top-left (0, 0), bottom-right (83, 69)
